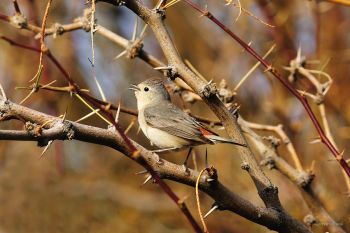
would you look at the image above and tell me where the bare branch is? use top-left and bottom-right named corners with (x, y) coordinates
top-left (0, 96), bottom-right (311, 232)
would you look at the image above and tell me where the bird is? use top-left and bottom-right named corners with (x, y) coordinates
top-left (130, 78), bottom-right (245, 165)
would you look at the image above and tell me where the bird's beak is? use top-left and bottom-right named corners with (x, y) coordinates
top-left (129, 84), bottom-right (140, 91)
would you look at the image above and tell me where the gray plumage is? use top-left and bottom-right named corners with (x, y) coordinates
top-left (144, 102), bottom-right (212, 145)
top-left (131, 78), bottom-right (246, 149)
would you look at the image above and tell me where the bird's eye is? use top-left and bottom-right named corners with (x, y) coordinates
top-left (144, 87), bottom-right (149, 92)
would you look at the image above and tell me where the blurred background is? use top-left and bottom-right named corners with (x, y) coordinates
top-left (0, 0), bottom-right (349, 232)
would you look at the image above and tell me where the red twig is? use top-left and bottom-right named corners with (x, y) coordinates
top-left (182, 0), bottom-right (350, 179)
top-left (149, 168), bottom-right (203, 233)
top-left (0, 13), bottom-right (10, 22)
top-left (0, 35), bottom-right (203, 233)
top-left (0, 35), bottom-right (40, 51)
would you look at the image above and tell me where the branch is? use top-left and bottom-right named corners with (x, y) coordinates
top-left (117, 0), bottom-right (279, 205)
top-left (239, 118), bottom-right (346, 233)
top-left (323, 0), bottom-right (350, 7)
top-left (97, 1), bottom-right (311, 232)
top-left (0, 96), bottom-right (309, 232)
top-left (1, 3), bottom-right (310, 231)
top-left (0, 29), bottom-right (202, 232)
top-left (180, 0), bottom-right (350, 179)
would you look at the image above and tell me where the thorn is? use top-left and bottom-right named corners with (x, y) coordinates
top-left (132, 17), bottom-right (138, 41)
top-left (154, 0), bottom-right (163, 10)
top-left (231, 104), bottom-right (241, 115)
top-left (75, 109), bottom-right (100, 123)
top-left (152, 147), bottom-right (177, 153)
top-left (115, 99), bottom-right (121, 124)
top-left (139, 24), bottom-right (148, 40)
top-left (124, 117), bottom-right (137, 134)
top-left (296, 44), bottom-right (302, 63)
top-left (40, 140), bottom-right (54, 158)
top-left (205, 147), bottom-right (208, 168)
top-left (309, 137), bottom-right (321, 144)
top-left (136, 170), bottom-right (148, 175)
top-left (263, 65), bottom-right (273, 73)
top-left (19, 88), bottom-right (35, 105)
top-left (204, 205), bottom-right (219, 219)
top-left (309, 160), bottom-right (315, 172)
top-left (137, 126), bottom-right (141, 135)
top-left (336, 148), bottom-right (345, 161)
top-left (154, 66), bottom-right (172, 70)
top-left (283, 66), bottom-right (293, 71)
top-left (162, 0), bottom-right (181, 9)
top-left (62, 106), bottom-right (68, 122)
top-left (142, 175), bottom-right (152, 185)
top-left (0, 82), bottom-right (7, 100)
top-left (180, 193), bottom-right (191, 203)
top-left (91, 69), bottom-right (106, 101)
top-left (113, 50), bottom-right (127, 60)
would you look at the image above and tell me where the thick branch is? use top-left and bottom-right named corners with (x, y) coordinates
top-left (0, 97), bottom-right (310, 232)
top-left (240, 118), bottom-right (346, 233)
top-left (118, 0), bottom-right (280, 208)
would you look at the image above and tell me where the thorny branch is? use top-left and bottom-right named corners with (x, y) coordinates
top-left (239, 118), bottom-right (346, 233)
top-left (1, 2), bottom-right (310, 232)
top-left (180, 0), bottom-right (350, 180)
top-left (1, 10), bottom-right (202, 232)
top-left (0, 96), bottom-right (309, 232)
top-left (0, 0), bottom-right (347, 231)
top-left (96, 0), bottom-right (313, 232)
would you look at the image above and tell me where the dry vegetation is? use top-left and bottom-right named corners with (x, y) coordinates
top-left (0, 0), bottom-right (349, 232)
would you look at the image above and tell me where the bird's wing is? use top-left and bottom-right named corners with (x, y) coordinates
top-left (143, 103), bottom-right (206, 142)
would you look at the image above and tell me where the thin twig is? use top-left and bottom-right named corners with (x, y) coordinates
top-left (323, 0), bottom-right (350, 7)
top-left (90, 0), bottom-right (96, 66)
top-left (244, 121), bottom-right (303, 171)
top-left (224, 0), bottom-right (275, 27)
top-left (0, 34), bottom-right (203, 233)
top-left (234, 44), bottom-right (275, 91)
top-left (196, 168), bottom-right (209, 233)
top-left (182, 0), bottom-right (350, 179)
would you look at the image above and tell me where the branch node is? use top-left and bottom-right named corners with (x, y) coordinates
top-left (126, 38), bottom-right (144, 59)
top-left (206, 166), bottom-right (218, 182)
top-left (10, 13), bottom-right (27, 29)
top-left (74, 8), bottom-right (95, 32)
top-left (203, 203), bottom-right (222, 218)
top-left (25, 121), bottom-right (41, 137)
top-left (155, 66), bottom-right (178, 80)
top-left (314, 93), bottom-right (324, 105)
top-left (296, 172), bottom-right (315, 188)
top-left (200, 81), bottom-right (217, 99)
top-left (259, 185), bottom-right (279, 206)
top-left (62, 121), bottom-right (75, 140)
top-left (264, 135), bottom-right (280, 148)
top-left (303, 214), bottom-right (317, 228)
top-left (240, 162), bottom-right (250, 171)
top-left (218, 79), bottom-right (236, 110)
top-left (260, 155), bottom-right (276, 170)
top-left (52, 23), bottom-right (64, 38)
top-left (153, 8), bottom-right (166, 20)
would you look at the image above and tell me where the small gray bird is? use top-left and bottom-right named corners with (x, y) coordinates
top-left (130, 79), bottom-right (245, 161)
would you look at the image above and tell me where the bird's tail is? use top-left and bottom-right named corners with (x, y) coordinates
top-left (205, 135), bottom-right (246, 147)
